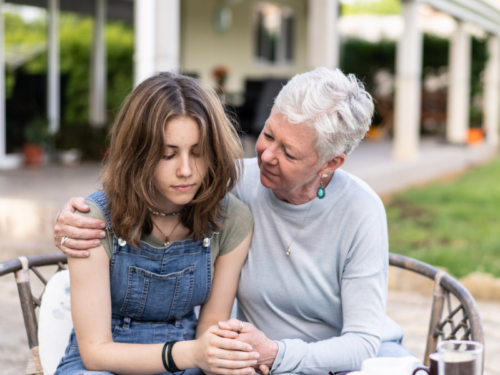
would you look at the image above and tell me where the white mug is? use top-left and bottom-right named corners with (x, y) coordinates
top-left (361, 356), bottom-right (422, 375)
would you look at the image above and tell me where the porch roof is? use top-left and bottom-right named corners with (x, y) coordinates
top-left (422, 0), bottom-right (500, 35)
top-left (6, 0), bottom-right (133, 22)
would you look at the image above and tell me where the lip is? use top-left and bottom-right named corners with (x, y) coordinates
top-left (172, 184), bottom-right (195, 192)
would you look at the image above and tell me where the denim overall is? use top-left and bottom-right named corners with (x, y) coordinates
top-left (55, 191), bottom-right (217, 375)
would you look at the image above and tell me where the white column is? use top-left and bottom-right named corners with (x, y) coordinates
top-left (447, 20), bottom-right (471, 144)
top-left (47, 0), bottom-right (60, 135)
top-left (134, 0), bottom-right (180, 87)
top-left (0, 0), bottom-right (5, 169)
top-left (156, 0), bottom-right (180, 72)
top-left (90, 0), bottom-right (107, 127)
top-left (483, 34), bottom-right (500, 146)
top-left (392, 0), bottom-right (423, 160)
top-left (307, 0), bottom-right (339, 70)
top-left (134, 0), bottom-right (156, 86)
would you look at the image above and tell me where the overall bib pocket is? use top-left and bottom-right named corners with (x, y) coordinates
top-left (121, 265), bottom-right (196, 320)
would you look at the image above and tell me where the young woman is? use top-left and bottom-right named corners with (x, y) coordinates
top-left (54, 72), bottom-right (257, 375)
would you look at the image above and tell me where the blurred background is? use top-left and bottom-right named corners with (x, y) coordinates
top-left (0, 0), bottom-right (500, 374)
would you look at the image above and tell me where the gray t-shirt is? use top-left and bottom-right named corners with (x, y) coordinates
top-left (232, 158), bottom-right (392, 374)
top-left (76, 193), bottom-right (253, 274)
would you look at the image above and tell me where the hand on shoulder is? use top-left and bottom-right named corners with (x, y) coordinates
top-left (54, 197), bottom-right (107, 258)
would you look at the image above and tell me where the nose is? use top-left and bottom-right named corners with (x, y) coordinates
top-left (260, 143), bottom-right (278, 165)
top-left (177, 154), bottom-right (192, 178)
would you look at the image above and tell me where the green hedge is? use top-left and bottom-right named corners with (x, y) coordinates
top-left (6, 12), bottom-right (134, 158)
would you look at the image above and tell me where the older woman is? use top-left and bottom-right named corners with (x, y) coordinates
top-left (54, 68), bottom-right (411, 374)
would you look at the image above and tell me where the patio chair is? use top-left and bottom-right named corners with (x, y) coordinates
top-left (0, 253), bottom-right (67, 375)
top-left (0, 252), bottom-right (484, 374)
top-left (389, 253), bottom-right (484, 366)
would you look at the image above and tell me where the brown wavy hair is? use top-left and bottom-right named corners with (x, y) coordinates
top-left (102, 72), bottom-right (243, 247)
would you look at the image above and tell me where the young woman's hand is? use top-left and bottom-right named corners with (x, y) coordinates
top-left (187, 324), bottom-right (260, 375)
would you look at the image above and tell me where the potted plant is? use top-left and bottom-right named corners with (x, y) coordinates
top-left (467, 128), bottom-right (484, 145)
top-left (23, 118), bottom-right (52, 167)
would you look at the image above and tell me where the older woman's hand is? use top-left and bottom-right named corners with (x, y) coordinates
top-left (218, 319), bottom-right (278, 371)
top-left (54, 197), bottom-right (107, 258)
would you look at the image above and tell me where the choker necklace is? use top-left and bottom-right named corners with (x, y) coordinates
top-left (148, 207), bottom-right (184, 217)
top-left (268, 190), bottom-right (314, 256)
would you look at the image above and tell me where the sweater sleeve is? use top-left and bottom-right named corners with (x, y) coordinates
top-left (270, 212), bottom-right (388, 375)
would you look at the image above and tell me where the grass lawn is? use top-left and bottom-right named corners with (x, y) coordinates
top-left (385, 155), bottom-right (500, 278)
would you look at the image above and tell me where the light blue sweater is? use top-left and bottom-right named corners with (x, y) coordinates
top-left (232, 158), bottom-right (399, 374)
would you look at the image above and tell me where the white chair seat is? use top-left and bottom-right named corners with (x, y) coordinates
top-left (38, 270), bottom-right (73, 375)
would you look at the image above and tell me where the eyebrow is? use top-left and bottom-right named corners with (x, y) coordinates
top-left (165, 143), bottom-right (199, 149)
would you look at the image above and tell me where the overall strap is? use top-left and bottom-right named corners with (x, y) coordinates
top-left (86, 191), bottom-right (112, 231)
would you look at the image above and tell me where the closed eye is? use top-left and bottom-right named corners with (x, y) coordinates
top-left (284, 150), bottom-right (296, 160)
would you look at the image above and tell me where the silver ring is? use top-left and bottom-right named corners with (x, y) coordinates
top-left (238, 320), bottom-right (245, 333)
top-left (61, 236), bottom-right (69, 246)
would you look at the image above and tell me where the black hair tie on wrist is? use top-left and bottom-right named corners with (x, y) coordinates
top-left (162, 341), bottom-right (172, 373)
top-left (162, 340), bottom-right (186, 375)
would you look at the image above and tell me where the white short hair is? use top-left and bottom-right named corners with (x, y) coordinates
top-left (273, 67), bottom-right (374, 163)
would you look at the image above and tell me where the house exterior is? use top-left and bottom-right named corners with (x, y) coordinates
top-left (0, 0), bottom-right (499, 169)
top-left (180, 0), bottom-right (309, 93)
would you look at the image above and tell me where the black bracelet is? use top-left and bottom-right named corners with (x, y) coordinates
top-left (167, 340), bottom-right (185, 375)
top-left (162, 341), bottom-right (172, 373)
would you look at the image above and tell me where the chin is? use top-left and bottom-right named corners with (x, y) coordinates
top-left (164, 191), bottom-right (196, 207)
top-left (259, 172), bottom-right (276, 190)
top-left (177, 194), bottom-right (197, 206)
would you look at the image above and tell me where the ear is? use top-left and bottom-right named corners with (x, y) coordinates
top-left (317, 154), bottom-right (346, 178)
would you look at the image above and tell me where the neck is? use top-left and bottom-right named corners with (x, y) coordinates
top-left (153, 190), bottom-right (185, 214)
top-left (273, 173), bottom-right (334, 205)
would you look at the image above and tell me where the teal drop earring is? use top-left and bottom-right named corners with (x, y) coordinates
top-left (316, 174), bottom-right (327, 199)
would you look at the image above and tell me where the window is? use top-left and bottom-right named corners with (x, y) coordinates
top-left (254, 3), bottom-right (295, 65)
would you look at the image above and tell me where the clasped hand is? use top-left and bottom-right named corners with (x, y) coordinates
top-left (193, 325), bottom-right (260, 375)
top-left (216, 319), bottom-right (279, 375)
top-left (196, 320), bottom-right (277, 375)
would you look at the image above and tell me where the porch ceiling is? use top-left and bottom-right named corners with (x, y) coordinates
top-left (6, 0), bottom-right (133, 22)
top-left (418, 0), bottom-right (500, 35)
top-left (5, 0), bottom-right (500, 34)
